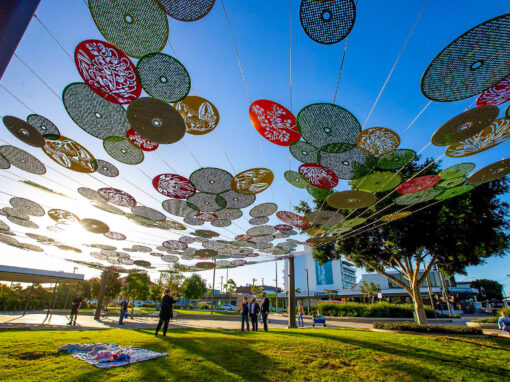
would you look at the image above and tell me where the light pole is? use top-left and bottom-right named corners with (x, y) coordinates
top-left (304, 268), bottom-right (311, 315)
top-left (275, 259), bottom-right (278, 313)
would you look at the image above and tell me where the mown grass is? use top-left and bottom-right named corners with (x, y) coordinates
top-left (0, 328), bottom-right (508, 381)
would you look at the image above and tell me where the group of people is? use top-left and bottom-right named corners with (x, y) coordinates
top-left (241, 292), bottom-right (270, 331)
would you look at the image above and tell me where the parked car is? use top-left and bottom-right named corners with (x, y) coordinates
top-left (221, 304), bottom-right (236, 311)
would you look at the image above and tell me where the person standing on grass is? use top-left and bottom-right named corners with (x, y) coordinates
top-left (498, 310), bottom-right (510, 335)
top-left (261, 292), bottom-right (270, 332)
top-left (249, 297), bottom-right (260, 331)
top-left (155, 289), bottom-right (178, 337)
top-left (241, 296), bottom-right (250, 331)
top-left (68, 292), bottom-right (82, 326)
top-left (297, 301), bottom-right (305, 327)
top-left (119, 297), bottom-right (128, 325)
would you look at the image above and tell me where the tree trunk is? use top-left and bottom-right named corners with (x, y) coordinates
top-left (131, 298), bottom-right (135, 319)
top-left (412, 288), bottom-right (427, 324)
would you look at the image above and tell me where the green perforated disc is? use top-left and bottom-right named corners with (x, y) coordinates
top-left (289, 141), bottom-right (319, 163)
top-left (137, 53), bottom-right (191, 103)
top-left (103, 136), bottom-right (144, 165)
top-left (307, 186), bottom-right (333, 201)
top-left (436, 176), bottom-right (466, 189)
top-left (88, 0), bottom-right (168, 58)
top-left (435, 185), bottom-right (474, 200)
top-left (320, 146), bottom-right (371, 180)
top-left (320, 142), bottom-right (355, 154)
top-left (351, 171), bottom-right (402, 193)
top-left (394, 188), bottom-right (444, 205)
top-left (376, 149), bottom-right (416, 170)
top-left (297, 103), bottom-right (361, 147)
top-left (284, 170), bottom-right (310, 189)
top-left (439, 163), bottom-right (475, 180)
top-left (338, 217), bottom-right (366, 228)
top-left (63, 83), bottom-right (130, 139)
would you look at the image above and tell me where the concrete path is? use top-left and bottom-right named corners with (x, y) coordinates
top-left (0, 312), bottom-right (372, 331)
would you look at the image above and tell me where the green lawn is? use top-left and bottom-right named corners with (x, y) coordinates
top-left (0, 328), bottom-right (508, 381)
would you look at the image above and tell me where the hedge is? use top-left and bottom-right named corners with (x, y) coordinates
top-left (475, 307), bottom-right (510, 323)
top-left (317, 302), bottom-right (441, 318)
top-left (373, 322), bottom-right (483, 335)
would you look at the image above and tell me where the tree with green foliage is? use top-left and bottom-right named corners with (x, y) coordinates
top-left (251, 285), bottom-right (264, 296)
top-left (122, 273), bottom-right (150, 318)
top-left (182, 274), bottom-right (207, 302)
top-left (295, 158), bottom-right (510, 324)
top-left (470, 279), bottom-right (504, 300)
top-left (225, 279), bottom-right (237, 296)
top-left (104, 272), bottom-right (122, 308)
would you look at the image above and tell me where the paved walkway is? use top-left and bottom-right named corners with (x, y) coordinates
top-left (0, 312), bottom-right (372, 331)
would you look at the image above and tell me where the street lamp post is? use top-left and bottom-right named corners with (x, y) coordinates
top-left (275, 259), bottom-right (278, 313)
top-left (304, 268), bottom-right (311, 315)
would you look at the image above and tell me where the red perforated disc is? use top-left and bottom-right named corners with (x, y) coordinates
top-left (230, 259), bottom-right (247, 266)
top-left (476, 75), bottom-right (510, 106)
top-left (249, 100), bottom-right (300, 146)
top-left (153, 173), bottom-right (196, 199)
top-left (275, 224), bottom-right (293, 231)
top-left (396, 175), bottom-right (441, 194)
top-left (126, 128), bottom-right (159, 151)
top-left (236, 234), bottom-right (253, 241)
top-left (276, 211), bottom-right (310, 229)
top-left (196, 212), bottom-right (217, 222)
top-left (74, 40), bottom-right (141, 104)
top-left (298, 164), bottom-right (338, 189)
top-left (98, 188), bottom-right (137, 207)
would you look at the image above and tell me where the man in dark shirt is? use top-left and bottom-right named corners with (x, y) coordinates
top-left (119, 297), bottom-right (129, 325)
top-left (249, 297), bottom-right (260, 331)
top-left (155, 289), bottom-right (179, 336)
top-left (261, 292), bottom-right (270, 332)
top-left (68, 292), bottom-right (82, 326)
top-left (241, 296), bottom-right (250, 331)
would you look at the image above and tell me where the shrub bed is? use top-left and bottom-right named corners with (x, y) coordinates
top-left (373, 322), bottom-right (483, 335)
top-left (317, 302), bottom-right (439, 318)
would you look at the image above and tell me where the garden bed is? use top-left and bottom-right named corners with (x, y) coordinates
top-left (373, 322), bottom-right (483, 335)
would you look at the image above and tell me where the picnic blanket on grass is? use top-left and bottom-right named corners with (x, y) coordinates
top-left (58, 343), bottom-right (166, 369)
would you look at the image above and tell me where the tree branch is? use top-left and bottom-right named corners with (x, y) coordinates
top-left (417, 255), bottom-right (438, 285)
top-left (361, 259), bottom-right (412, 295)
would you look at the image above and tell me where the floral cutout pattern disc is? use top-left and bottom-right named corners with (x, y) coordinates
top-left (396, 175), bottom-right (441, 194)
top-left (74, 40), bottom-right (141, 104)
top-left (231, 168), bottom-right (274, 195)
top-left (126, 128), bottom-right (159, 151)
top-left (174, 96), bottom-right (220, 135)
top-left (477, 75), bottom-right (510, 106)
top-left (299, 164), bottom-right (338, 190)
top-left (42, 136), bottom-right (98, 173)
top-left (249, 100), bottom-right (300, 146)
top-left (153, 173), bottom-right (196, 199)
top-left (356, 127), bottom-right (400, 155)
top-left (445, 118), bottom-right (510, 158)
top-left (276, 211), bottom-right (311, 229)
top-left (162, 240), bottom-right (188, 251)
top-left (98, 187), bottom-right (137, 207)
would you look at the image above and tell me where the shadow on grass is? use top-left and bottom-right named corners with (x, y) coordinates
top-left (70, 328), bottom-right (272, 382)
top-left (274, 330), bottom-right (510, 378)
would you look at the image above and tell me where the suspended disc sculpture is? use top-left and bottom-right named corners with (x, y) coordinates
top-left (153, 173), bottom-right (196, 199)
top-left (431, 106), bottom-right (499, 146)
top-left (3, 116), bottom-right (45, 147)
top-left (299, 0), bottom-right (356, 45)
top-left (326, 190), bottom-right (377, 209)
top-left (249, 100), bottom-right (300, 146)
top-left (96, 159), bottom-right (119, 177)
top-left (190, 167), bottom-right (233, 194)
top-left (421, 14), bottom-right (510, 102)
top-left (396, 175), bottom-right (441, 194)
top-left (439, 162), bottom-right (475, 180)
top-left (42, 136), bottom-right (98, 173)
top-left (356, 127), bottom-right (400, 155)
top-left (351, 171), bottom-right (401, 193)
top-left (0, 146), bottom-right (46, 174)
top-left (231, 168), bottom-right (274, 195)
top-left (299, 164), bottom-right (338, 189)
top-left (27, 114), bottom-right (60, 139)
top-left (467, 158), bottom-right (510, 185)
top-left (98, 188), bottom-right (137, 207)
top-left (88, 0), bottom-right (168, 58)
top-left (74, 39), bottom-right (141, 104)
top-left (174, 96), bottom-right (220, 135)
top-left (158, 0), bottom-right (215, 22)
top-left (103, 136), bottom-right (144, 164)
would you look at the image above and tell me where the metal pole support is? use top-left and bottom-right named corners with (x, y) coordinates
top-left (94, 271), bottom-right (109, 321)
top-left (287, 256), bottom-right (297, 328)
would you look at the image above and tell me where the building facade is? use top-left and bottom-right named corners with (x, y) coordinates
top-left (283, 250), bottom-right (357, 295)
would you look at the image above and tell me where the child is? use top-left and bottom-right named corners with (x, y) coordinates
top-left (498, 310), bottom-right (510, 335)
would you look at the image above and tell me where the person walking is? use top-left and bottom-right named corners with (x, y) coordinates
top-left (297, 301), bottom-right (305, 327)
top-left (249, 297), bottom-right (260, 331)
top-left (155, 289), bottom-right (178, 337)
top-left (261, 292), bottom-right (270, 332)
top-left (68, 292), bottom-right (82, 326)
top-left (241, 296), bottom-right (250, 331)
top-left (119, 297), bottom-right (128, 325)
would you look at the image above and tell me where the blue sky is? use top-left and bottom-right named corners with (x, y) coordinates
top-left (0, 0), bottom-right (509, 292)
